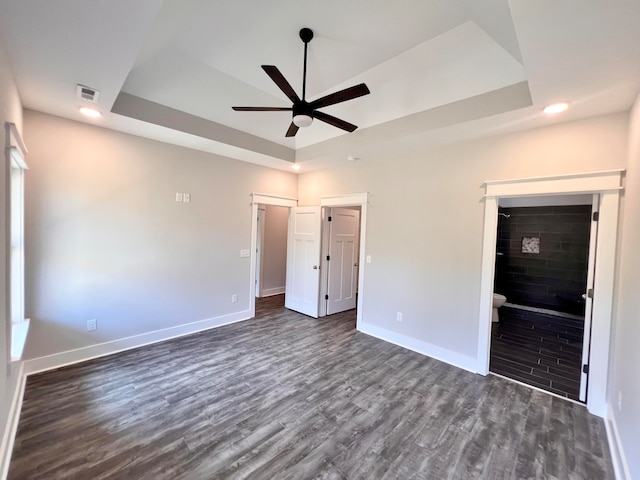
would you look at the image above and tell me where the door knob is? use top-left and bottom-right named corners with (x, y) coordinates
top-left (354, 263), bottom-right (359, 267)
top-left (313, 265), bottom-right (319, 270)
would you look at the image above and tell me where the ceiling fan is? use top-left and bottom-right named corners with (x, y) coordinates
top-left (232, 28), bottom-right (370, 137)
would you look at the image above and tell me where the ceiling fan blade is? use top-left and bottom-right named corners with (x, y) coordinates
top-left (308, 83), bottom-right (370, 110)
top-left (262, 65), bottom-right (300, 103)
top-left (285, 122), bottom-right (299, 137)
top-left (232, 106), bottom-right (292, 111)
top-left (313, 111), bottom-right (358, 132)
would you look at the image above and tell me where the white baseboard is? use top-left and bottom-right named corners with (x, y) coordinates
top-left (259, 287), bottom-right (285, 297)
top-left (358, 322), bottom-right (477, 373)
top-left (606, 404), bottom-right (632, 480)
top-left (0, 362), bottom-right (26, 480)
top-left (24, 310), bottom-right (251, 375)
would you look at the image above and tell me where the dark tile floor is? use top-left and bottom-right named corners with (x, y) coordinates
top-left (490, 306), bottom-right (584, 401)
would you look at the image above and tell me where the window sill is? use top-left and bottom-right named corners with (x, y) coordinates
top-left (11, 319), bottom-right (30, 362)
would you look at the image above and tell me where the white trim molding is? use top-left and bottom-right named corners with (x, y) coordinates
top-left (359, 322), bottom-right (477, 373)
top-left (484, 169), bottom-right (624, 197)
top-left (23, 310), bottom-right (251, 375)
top-left (606, 405), bottom-right (632, 480)
top-left (477, 170), bottom-right (624, 418)
top-left (250, 193), bottom-right (297, 208)
top-left (0, 362), bottom-right (26, 480)
top-left (320, 192), bottom-right (369, 207)
top-left (4, 122), bottom-right (27, 160)
top-left (260, 286), bottom-right (285, 297)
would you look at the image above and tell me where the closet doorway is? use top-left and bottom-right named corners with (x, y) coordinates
top-left (255, 204), bottom-right (289, 299)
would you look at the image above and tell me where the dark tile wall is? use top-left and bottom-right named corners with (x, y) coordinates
top-left (494, 205), bottom-right (592, 315)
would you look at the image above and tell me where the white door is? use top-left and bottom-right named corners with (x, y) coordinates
top-left (285, 206), bottom-right (322, 317)
top-left (579, 195), bottom-right (599, 402)
top-left (326, 208), bottom-right (360, 315)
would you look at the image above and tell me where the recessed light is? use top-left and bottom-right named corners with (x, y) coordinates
top-left (543, 102), bottom-right (569, 115)
top-left (291, 164), bottom-right (301, 171)
top-left (79, 107), bottom-right (102, 118)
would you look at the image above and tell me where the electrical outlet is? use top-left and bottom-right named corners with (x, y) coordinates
top-left (87, 319), bottom-right (97, 331)
top-left (232, 294), bottom-right (238, 303)
top-left (618, 390), bottom-right (623, 412)
top-left (396, 312), bottom-right (403, 322)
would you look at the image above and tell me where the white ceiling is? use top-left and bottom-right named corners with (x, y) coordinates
top-left (1, 0), bottom-right (639, 172)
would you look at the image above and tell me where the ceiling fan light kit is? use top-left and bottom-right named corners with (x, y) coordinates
top-left (293, 114), bottom-right (313, 127)
top-left (232, 27), bottom-right (370, 137)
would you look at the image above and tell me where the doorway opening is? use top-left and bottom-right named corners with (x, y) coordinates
top-left (476, 170), bottom-right (623, 417)
top-left (489, 194), bottom-right (596, 402)
top-left (255, 204), bottom-right (289, 299)
top-left (249, 192), bottom-right (368, 327)
top-left (319, 206), bottom-right (362, 317)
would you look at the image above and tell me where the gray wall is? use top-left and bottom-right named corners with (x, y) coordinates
top-left (0, 37), bottom-right (24, 465)
top-left (609, 94), bottom-right (640, 479)
top-left (298, 113), bottom-right (629, 364)
top-left (22, 110), bottom-right (297, 359)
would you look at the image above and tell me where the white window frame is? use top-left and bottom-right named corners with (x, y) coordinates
top-left (5, 122), bottom-right (29, 361)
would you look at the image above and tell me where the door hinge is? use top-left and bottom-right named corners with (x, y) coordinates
top-left (592, 211), bottom-right (599, 221)
top-left (328, 216), bottom-right (332, 221)
top-left (583, 364), bottom-right (589, 374)
top-left (325, 294), bottom-right (329, 300)
top-left (587, 288), bottom-right (594, 299)
top-left (326, 255), bottom-right (330, 261)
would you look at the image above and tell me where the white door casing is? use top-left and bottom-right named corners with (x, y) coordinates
top-left (579, 194), bottom-right (599, 402)
top-left (477, 170), bottom-right (623, 418)
top-left (326, 207), bottom-right (360, 315)
top-left (285, 206), bottom-right (322, 317)
top-left (255, 207), bottom-right (265, 297)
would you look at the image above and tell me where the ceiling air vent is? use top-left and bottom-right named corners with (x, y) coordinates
top-left (76, 84), bottom-right (100, 103)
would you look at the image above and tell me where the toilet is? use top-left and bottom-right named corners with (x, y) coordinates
top-left (492, 293), bottom-right (506, 322)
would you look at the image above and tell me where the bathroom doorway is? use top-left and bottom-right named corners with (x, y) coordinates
top-left (489, 194), bottom-right (596, 402)
top-left (477, 170), bottom-right (623, 416)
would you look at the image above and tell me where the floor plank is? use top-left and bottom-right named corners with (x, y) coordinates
top-left (490, 307), bottom-right (584, 400)
top-left (9, 296), bottom-right (613, 479)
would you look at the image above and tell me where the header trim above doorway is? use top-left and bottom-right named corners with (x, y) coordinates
top-left (250, 193), bottom-right (297, 207)
top-left (483, 169), bottom-right (624, 197)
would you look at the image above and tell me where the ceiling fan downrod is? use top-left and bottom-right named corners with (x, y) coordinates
top-left (299, 27), bottom-right (313, 101)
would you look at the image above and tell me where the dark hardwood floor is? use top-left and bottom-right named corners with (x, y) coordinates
top-left (10, 296), bottom-right (613, 479)
top-left (490, 307), bottom-right (584, 401)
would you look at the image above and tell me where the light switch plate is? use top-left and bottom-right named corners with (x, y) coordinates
top-left (183, 193), bottom-right (191, 203)
top-left (175, 192), bottom-right (183, 202)
top-left (240, 249), bottom-right (250, 258)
